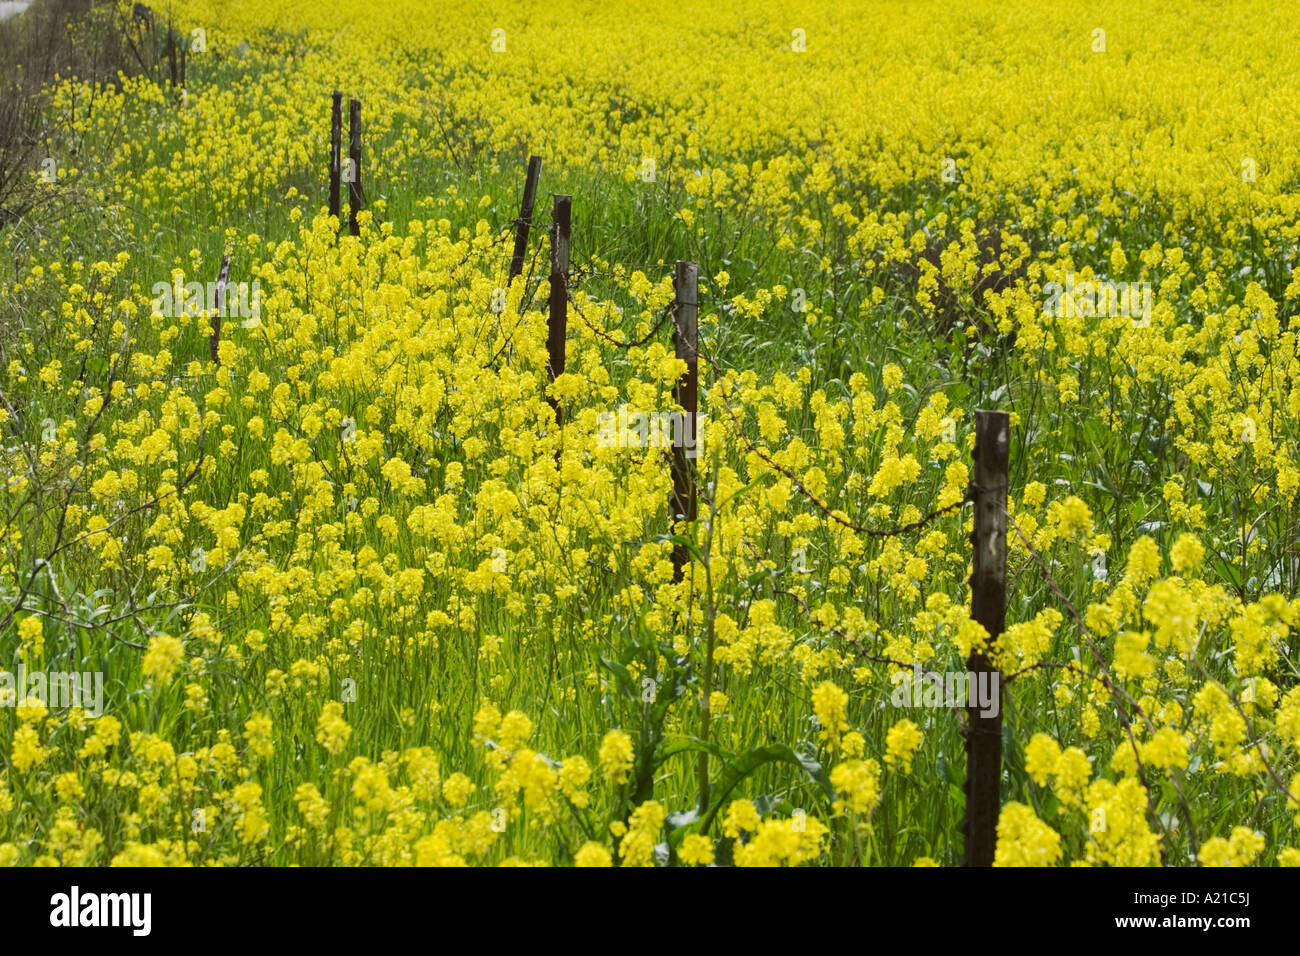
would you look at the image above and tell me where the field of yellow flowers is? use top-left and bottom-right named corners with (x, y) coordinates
top-left (1, 0), bottom-right (1300, 867)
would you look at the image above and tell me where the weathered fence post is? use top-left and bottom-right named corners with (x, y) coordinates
top-left (348, 98), bottom-right (363, 236)
top-left (509, 155), bottom-right (542, 285)
top-left (210, 253), bottom-right (230, 365)
top-left (670, 260), bottom-right (699, 583)
top-left (329, 91), bottom-right (342, 220)
top-left (546, 195), bottom-right (570, 443)
top-left (964, 408), bottom-right (1009, 866)
top-left (167, 28), bottom-right (177, 88)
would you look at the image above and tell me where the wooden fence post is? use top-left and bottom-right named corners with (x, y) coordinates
top-left (348, 98), bottom-right (362, 236)
top-left (546, 195), bottom-right (571, 441)
top-left (167, 28), bottom-right (177, 88)
top-left (670, 260), bottom-right (699, 583)
top-left (964, 408), bottom-right (1009, 866)
top-left (509, 155), bottom-right (542, 285)
top-left (210, 253), bottom-right (230, 365)
top-left (329, 91), bottom-right (342, 220)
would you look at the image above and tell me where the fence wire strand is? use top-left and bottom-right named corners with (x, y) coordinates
top-left (697, 342), bottom-right (972, 537)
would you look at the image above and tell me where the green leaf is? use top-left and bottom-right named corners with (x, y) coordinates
top-left (717, 478), bottom-right (760, 511)
top-left (1212, 555), bottom-right (1244, 589)
top-left (664, 533), bottom-right (704, 564)
top-left (657, 734), bottom-right (726, 765)
top-left (597, 656), bottom-right (633, 696)
top-left (1042, 794), bottom-right (1061, 822)
top-left (672, 743), bottom-right (835, 844)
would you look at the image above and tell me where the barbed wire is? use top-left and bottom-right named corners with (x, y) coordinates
top-left (1003, 502), bottom-right (1296, 814)
top-left (567, 290), bottom-right (674, 350)
top-left (696, 342), bottom-right (972, 537)
top-left (999, 502), bottom-right (1200, 861)
top-left (751, 558), bottom-right (970, 734)
top-left (570, 255), bottom-right (680, 282)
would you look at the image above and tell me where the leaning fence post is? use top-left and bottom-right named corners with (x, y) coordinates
top-left (670, 261), bottom-right (699, 583)
top-left (329, 91), bottom-right (343, 220)
top-left (546, 195), bottom-right (571, 445)
top-left (964, 408), bottom-right (1009, 866)
top-left (210, 253), bottom-right (230, 365)
top-left (348, 98), bottom-right (363, 236)
top-left (509, 155), bottom-right (542, 285)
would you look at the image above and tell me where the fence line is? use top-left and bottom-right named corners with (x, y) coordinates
top-left (176, 127), bottom-right (1293, 867)
top-left (292, 147), bottom-right (1291, 867)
